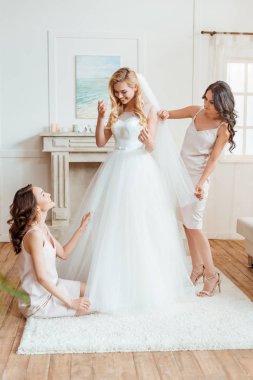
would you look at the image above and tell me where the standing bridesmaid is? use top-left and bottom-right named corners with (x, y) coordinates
top-left (158, 81), bottom-right (236, 296)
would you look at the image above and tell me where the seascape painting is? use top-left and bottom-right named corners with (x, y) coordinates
top-left (76, 55), bottom-right (121, 118)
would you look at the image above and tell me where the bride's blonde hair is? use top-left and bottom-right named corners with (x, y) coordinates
top-left (107, 67), bottom-right (147, 129)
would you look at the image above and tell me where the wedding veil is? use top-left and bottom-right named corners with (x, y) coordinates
top-left (137, 73), bottom-right (195, 208)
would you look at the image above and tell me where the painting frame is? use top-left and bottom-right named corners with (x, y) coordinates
top-left (48, 31), bottom-right (145, 128)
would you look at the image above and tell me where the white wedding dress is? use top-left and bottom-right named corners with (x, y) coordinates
top-left (58, 109), bottom-right (195, 314)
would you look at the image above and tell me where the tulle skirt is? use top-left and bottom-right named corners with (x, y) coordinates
top-left (58, 147), bottom-right (194, 314)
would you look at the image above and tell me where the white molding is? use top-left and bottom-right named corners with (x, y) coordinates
top-left (0, 61), bottom-right (3, 147)
top-left (0, 231), bottom-right (242, 242)
top-left (48, 31), bottom-right (146, 40)
top-left (48, 31), bottom-right (145, 126)
top-left (0, 149), bottom-right (47, 158)
top-left (47, 31), bottom-right (57, 126)
top-left (219, 156), bottom-right (253, 164)
top-left (192, 0), bottom-right (203, 103)
top-left (0, 159), bottom-right (3, 241)
top-left (0, 234), bottom-right (10, 242)
top-left (205, 232), bottom-right (243, 240)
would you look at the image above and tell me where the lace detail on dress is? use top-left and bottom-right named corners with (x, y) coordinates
top-left (111, 113), bottom-right (143, 151)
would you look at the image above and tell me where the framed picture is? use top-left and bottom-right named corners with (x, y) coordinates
top-left (48, 32), bottom-right (144, 128)
top-left (75, 55), bottom-right (121, 119)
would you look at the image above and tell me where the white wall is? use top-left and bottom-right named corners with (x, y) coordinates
top-left (0, 0), bottom-right (194, 240)
top-left (1, 0), bottom-right (253, 240)
top-left (194, 0), bottom-right (253, 238)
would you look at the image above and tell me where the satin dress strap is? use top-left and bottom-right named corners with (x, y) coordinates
top-left (193, 108), bottom-right (203, 121)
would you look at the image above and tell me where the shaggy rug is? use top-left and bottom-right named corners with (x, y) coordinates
top-left (17, 272), bottom-right (253, 354)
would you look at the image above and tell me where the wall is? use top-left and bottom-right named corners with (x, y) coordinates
top-left (0, 0), bottom-right (194, 240)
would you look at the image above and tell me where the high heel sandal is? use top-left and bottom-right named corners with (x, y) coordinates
top-left (190, 264), bottom-right (205, 286)
top-left (197, 272), bottom-right (221, 297)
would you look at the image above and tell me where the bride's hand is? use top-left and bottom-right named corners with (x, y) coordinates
top-left (158, 110), bottom-right (170, 120)
top-left (97, 100), bottom-right (106, 119)
top-left (79, 212), bottom-right (91, 232)
top-left (138, 128), bottom-right (154, 151)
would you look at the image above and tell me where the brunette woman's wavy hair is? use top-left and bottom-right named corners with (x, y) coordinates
top-left (202, 81), bottom-right (237, 152)
top-left (107, 67), bottom-right (147, 129)
top-left (7, 184), bottom-right (38, 254)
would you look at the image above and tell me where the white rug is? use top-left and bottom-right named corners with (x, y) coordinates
top-left (17, 273), bottom-right (253, 354)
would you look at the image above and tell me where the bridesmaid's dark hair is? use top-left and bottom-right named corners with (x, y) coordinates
top-left (7, 184), bottom-right (38, 254)
top-left (202, 81), bottom-right (236, 152)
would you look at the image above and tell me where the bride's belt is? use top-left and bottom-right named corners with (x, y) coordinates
top-left (115, 144), bottom-right (143, 152)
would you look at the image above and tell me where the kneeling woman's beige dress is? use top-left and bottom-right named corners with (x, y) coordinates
top-left (19, 226), bottom-right (81, 318)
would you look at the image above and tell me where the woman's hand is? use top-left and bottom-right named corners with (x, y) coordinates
top-left (69, 297), bottom-right (91, 311)
top-left (97, 100), bottom-right (106, 119)
top-left (195, 184), bottom-right (204, 200)
top-left (158, 110), bottom-right (170, 120)
top-left (138, 127), bottom-right (154, 151)
top-left (79, 212), bottom-right (91, 232)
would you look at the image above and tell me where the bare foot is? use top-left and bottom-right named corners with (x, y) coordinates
top-left (76, 308), bottom-right (90, 316)
top-left (75, 298), bottom-right (91, 316)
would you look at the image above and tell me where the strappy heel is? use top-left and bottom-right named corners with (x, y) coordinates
top-left (197, 272), bottom-right (221, 297)
top-left (190, 264), bottom-right (205, 286)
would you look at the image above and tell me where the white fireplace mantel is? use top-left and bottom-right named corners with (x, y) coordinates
top-left (41, 132), bottom-right (114, 226)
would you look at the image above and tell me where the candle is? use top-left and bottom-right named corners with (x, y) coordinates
top-left (50, 123), bottom-right (58, 133)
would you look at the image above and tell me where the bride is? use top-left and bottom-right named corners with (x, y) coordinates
top-left (58, 67), bottom-right (195, 313)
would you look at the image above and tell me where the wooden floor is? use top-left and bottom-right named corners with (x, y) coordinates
top-left (1, 240), bottom-right (253, 380)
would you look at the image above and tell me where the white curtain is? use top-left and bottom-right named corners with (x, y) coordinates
top-left (208, 34), bottom-right (253, 82)
top-left (205, 34), bottom-right (253, 157)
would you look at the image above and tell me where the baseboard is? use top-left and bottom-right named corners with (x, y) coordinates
top-left (0, 234), bottom-right (10, 242)
top-left (0, 149), bottom-right (45, 158)
top-left (0, 232), bottom-right (244, 243)
top-left (205, 232), bottom-right (244, 240)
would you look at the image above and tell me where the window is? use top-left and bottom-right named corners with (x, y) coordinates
top-left (226, 60), bottom-right (253, 157)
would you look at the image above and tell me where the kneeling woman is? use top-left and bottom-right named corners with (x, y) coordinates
top-left (8, 184), bottom-right (91, 318)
